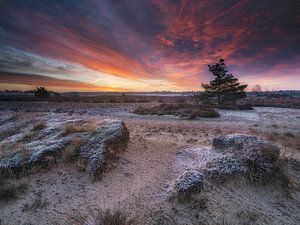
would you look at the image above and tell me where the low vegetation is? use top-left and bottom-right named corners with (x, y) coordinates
top-left (33, 86), bottom-right (50, 99)
top-left (33, 121), bottom-right (47, 130)
top-left (61, 137), bottom-right (84, 162)
top-left (0, 142), bottom-right (28, 161)
top-left (20, 131), bottom-right (36, 142)
top-left (247, 95), bottom-right (300, 108)
top-left (0, 127), bottom-right (21, 140)
top-left (174, 135), bottom-right (291, 202)
top-left (62, 208), bottom-right (135, 225)
top-left (22, 192), bottom-right (49, 211)
top-left (61, 123), bottom-right (96, 137)
top-left (133, 103), bottom-right (220, 119)
top-left (0, 180), bottom-right (28, 202)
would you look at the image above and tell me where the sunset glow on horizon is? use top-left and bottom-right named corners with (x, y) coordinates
top-left (0, 0), bottom-right (300, 92)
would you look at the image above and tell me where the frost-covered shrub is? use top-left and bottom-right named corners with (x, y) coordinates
top-left (175, 170), bottom-right (204, 201)
top-left (174, 134), bottom-right (282, 200)
top-left (204, 155), bottom-right (247, 180)
top-left (212, 134), bottom-right (280, 181)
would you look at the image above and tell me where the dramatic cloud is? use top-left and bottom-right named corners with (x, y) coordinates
top-left (0, 0), bottom-right (299, 91)
top-left (0, 71), bottom-right (129, 92)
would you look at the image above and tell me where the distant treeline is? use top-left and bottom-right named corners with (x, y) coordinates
top-left (0, 90), bottom-right (300, 108)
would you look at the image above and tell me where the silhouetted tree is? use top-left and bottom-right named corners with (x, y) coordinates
top-left (252, 84), bottom-right (262, 92)
top-left (202, 59), bottom-right (247, 106)
top-left (34, 86), bottom-right (50, 99)
top-left (252, 84), bottom-right (262, 97)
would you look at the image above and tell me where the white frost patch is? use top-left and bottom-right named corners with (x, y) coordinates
top-left (174, 147), bottom-right (221, 173)
top-left (218, 109), bottom-right (260, 122)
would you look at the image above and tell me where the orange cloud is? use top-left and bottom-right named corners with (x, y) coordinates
top-left (0, 72), bottom-right (129, 92)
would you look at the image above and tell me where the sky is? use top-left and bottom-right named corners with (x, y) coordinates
top-left (0, 0), bottom-right (300, 92)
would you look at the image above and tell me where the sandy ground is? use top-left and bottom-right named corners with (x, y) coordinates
top-left (0, 102), bottom-right (299, 225)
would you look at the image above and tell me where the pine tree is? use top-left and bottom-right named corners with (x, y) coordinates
top-left (34, 86), bottom-right (50, 99)
top-left (202, 59), bottom-right (247, 106)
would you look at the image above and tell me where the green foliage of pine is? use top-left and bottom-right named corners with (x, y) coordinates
top-left (202, 59), bottom-right (247, 106)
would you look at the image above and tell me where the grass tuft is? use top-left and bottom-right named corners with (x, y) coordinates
top-left (33, 121), bottom-right (47, 130)
top-left (22, 192), bottom-right (49, 211)
top-left (60, 123), bottom-right (96, 137)
top-left (61, 137), bottom-right (84, 161)
top-left (0, 180), bottom-right (28, 202)
top-left (62, 208), bottom-right (135, 225)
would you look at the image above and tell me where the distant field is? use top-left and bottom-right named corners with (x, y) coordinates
top-left (1, 91), bottom-right (300, 108)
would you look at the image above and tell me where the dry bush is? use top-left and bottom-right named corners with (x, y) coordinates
top-left (22, 192), bottom-right (49, 211)
top-left (0, 127), bottom-right (21, 140)
top-left (243, 156), bottom-right (278, 182)
top-left (216, 209), bottom-right (259, 225)
top-left (246, 96), bottom-right (300, 108)
top-left (243, 146), bottom-right (292, 188)
top-left (0, 180), bottom-right (28, 202)
top-left (284, 132), bottom-right (295, 137)
top-left (61, 137), bottom-right (84, 161)
top-left (61, 123), bottom-right (96, 136)
top-left (133, 103), bottom-right (183, 115)
top-left (286, 158), bottom-right (300, 191)
top-left (20, 131), bottom-right (36, 142)
top-left (218, 102), bottom-right (253, 110)
top-left (217, 218), bottom-right (237, 225)
top-left (264, 132), bottom-right (300, 151)
top-left (133, 103), bottom-right (219, 119)
top-left (0, 142), bottom-right (28, 160)
top-left (0, 115), bottom-right (18, 125)
top-left (0, 143), bottom-right (31, 179)
top-left (265, 132), bottom-right (278, 142)
top-left (190, 195), bottom-right (208, 210)
top-left (33, 121), bottom-right (46, 130)
top-left (62, 208), bottom-right (135, 225)
top-left (98, 209), bottom-right (135, 225)
top-left (242, 145), bottom-right (281, 183)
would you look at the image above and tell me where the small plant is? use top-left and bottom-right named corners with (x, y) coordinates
top-left (284, 132), bottom-right (295, 137)
top-left (266, 132), bottom-right (278, 142)
top-left (33, 86), bottom-right (50, 99)
top-left (0, 142), bottom-right (28, 161)
top-left (0, 180), bottom-right (28, 202)
top-left (21, 131), bottom-right (35, 142)
top-left (33, 121), bottom-right (46, 130)
top-left (61, 123), bottom-right (96, 137)
top-left (0, 184), bottom-right (18, 202)
top-left (191, 195), bottom-right (208, 210)
top-left (22, 192), bottom-right (49, 211)
top-left (0, 127), bottom-right (21, 140)
top-left (62, 138), bottom-right (83, 161)
top-left (62, 208), bottom-right (135, 225)
top-left (98, 209), bottom-right (135, 225)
